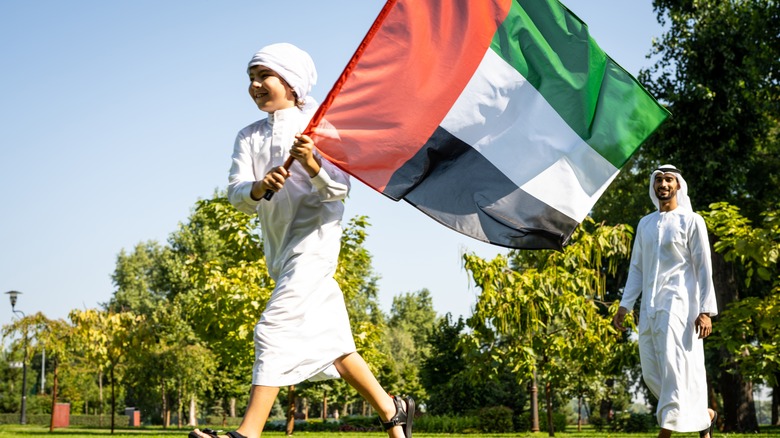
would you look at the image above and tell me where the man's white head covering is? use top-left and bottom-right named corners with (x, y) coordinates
top-left (649, 164), bottom-right (692, 212)
top-left (247, 43), bottom-right (318, 114)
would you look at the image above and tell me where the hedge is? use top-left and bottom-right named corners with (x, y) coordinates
top-left (0, 413), bottom-right (130, 427)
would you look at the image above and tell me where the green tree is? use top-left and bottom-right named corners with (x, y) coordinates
top-left (159, 194), bottom-right (269, 419)
top-left (108, 241), bottom-right (166, 315)
top-left (420, 314), bottom-right (527, 416)
top-left (118, 193), bottom-right (385, 425)
top-left (592, 0), bottom-right (780, 430)
top-left (2, 313), bottom-right (72, 431)
top-left (703, 202), bottom-right (780, 426)
top-left (464, 218), bottom-right (633, 435)
top-left (384, 289), bottom-right (439, 405)
top-left (122, 298), bottom-right (214, 427)
top-left (69, 309), bottom-right (139, 433)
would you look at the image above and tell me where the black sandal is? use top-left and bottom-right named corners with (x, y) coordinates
top-left (381, 395), bottom-right (415, 438)
top-left (699, 411), bottom-right (717, 438)
top-left (188, 428), bottom-right (247, 438)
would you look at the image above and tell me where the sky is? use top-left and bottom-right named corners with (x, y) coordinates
top-left (0, 1), bottom-right (664, 333)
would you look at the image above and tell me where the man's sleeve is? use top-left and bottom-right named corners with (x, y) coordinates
top-left (691, 214), bottom-right (718, 316)
top-left (620, 221), bottom-right (644, 311)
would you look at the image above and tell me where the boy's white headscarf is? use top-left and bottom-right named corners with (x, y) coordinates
top-left (247, 43), bottom-right (318, 115)
top-left (648, 164), bottom-right (692, 212)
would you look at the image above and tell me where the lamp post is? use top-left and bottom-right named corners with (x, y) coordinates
top-left (5, 290), bottom-right (28, 425)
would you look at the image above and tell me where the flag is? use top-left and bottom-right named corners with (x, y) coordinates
top-left (307, 0), bottom-right (669, 250)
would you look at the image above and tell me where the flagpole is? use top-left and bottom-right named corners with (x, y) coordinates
top-left (262, 156), bottom-right (295, 200)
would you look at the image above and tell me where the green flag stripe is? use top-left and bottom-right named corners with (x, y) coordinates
top-left (491, 0), bottom-right (669, 168)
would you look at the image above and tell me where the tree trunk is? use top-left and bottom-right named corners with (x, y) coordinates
top-left (600, 378), bottom-right (614, 426)
top-left (545, 380), bottom-right (554, 437)
top-left (711, 246), bottom-right (759, 431)
top-left (230, 397), bottom-right (236, 418)
top-left (178, 383), bottom-right (183, 428)
top-left (577, 393), bottom-right (583, 432)
top-left (303, 397), bottom-right (309, 420)
top-left (530, 370), bottom-right (540, 432)
top-left (286, 385), bottom-right (296, 436)
top-left (719, 370), bottom-right (759, 431)
top-left (48, 360), bottom-right (59, 432)
top-left (189, 394), bottom-right (197, 427)
top-left (322, 392), bottom-right (328, 421)
top-left (111, 365), bottom-right (116, 434)
top-left (772, 382), bottom-right (780, 426)
top-left (99, 371), bottom-right (104, 427)
top-left (162, 377), bottom-right (168, 428)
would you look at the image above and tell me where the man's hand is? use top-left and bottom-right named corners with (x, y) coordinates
top-left (612, 306), bottom-right (629, 332)
top-left (695, 313), bottom-right (712, 339)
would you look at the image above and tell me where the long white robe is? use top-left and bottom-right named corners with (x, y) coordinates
top-left (620, 207), bottom-right (718, 431)
top-left (227, 106), bottom-right (356, 386)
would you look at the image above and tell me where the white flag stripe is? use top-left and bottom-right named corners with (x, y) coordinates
top-left (522, 157), bottom-right (619, 221)
top-left (440, 48), bottom-right (618, 221)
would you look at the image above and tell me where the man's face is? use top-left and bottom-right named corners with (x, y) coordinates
top-left (653, 172), bottom-right (679, 201)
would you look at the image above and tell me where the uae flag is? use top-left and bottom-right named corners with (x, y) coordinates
top-left (307, 0), bottom-right (669, 250)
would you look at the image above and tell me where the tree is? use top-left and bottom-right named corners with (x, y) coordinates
top-left (108, 241), bottom-right (166, 315)
top-left (464, 218), bottom-right (633, 435)
top-left (382, 289), bottom-right (439, 406)
top-left (420, 314), bottom-right (527, 417)
top-left (592, 0), bottom-right (780, 430)
top-left (108, 193), bottom-right (385, 426)
top-left (121, 298), bottom-right (214, 427)
top-left (159, 194), bottom-right (270, 420)
top-left (2, 313), bottom-right (72, 431)
top-left (69, 309), bottom-right (140, 433)
top-left (703, 202), bottom-right (780, 427)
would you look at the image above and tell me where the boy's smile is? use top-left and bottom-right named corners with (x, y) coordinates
top-left (248, 65), bottom-right (296, 113)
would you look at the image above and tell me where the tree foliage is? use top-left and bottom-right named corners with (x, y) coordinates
top-left (463, 219), bottom-right (634, 434)
top-left (703, 202), bottom-right (780, 386)
top-left (590, 0), bottom-right (779, 430)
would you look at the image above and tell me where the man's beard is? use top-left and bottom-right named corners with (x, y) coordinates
top-left (655, 189), bottom-right (674, 201)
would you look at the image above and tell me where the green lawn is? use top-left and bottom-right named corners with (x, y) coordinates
top-left (1, 425), bottom-right (779, 438)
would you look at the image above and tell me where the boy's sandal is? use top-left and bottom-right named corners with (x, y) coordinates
top-left (188, 428), bottom-right (247, 438)
top-left (699, 411), bottom-right (718, 438)
top-left (381, 395), bottom-right (415, 438)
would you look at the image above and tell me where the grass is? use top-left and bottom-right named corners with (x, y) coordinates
top-left (1, 424), bottom-right (779, 438)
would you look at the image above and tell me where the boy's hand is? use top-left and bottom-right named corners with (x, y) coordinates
top-left (252, 166), bottom-right (289, 199)
top-left (291, 133), bottom-right (321, 177)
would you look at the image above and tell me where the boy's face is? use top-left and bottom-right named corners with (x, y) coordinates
top-left (248, 66), bottom-right (296, 113)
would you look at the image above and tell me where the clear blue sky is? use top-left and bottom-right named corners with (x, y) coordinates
top-left (0, 1), bottom-right (664, 331)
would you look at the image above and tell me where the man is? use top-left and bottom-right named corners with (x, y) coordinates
top-left (612, 164), bottom-right (718, 438)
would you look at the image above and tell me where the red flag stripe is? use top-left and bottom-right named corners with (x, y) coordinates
top-left (309, 0), bottom-right (513, 192)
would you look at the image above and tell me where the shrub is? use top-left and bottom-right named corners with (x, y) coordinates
top-left (474, 406), bottom-right (514, 433)
top-left (414, 414), bottom-right (480, 433)
top-left (616, 412), bottom-right (656, 432)
top-left (515, 411), bottom-right (567, 433)
top-left (588, 412), bottom-right (605, 431)
top-left (204, 416), bottom-right (242, 427)
top-left (69, 414), bottom-right (131, 427)
top-left (339, 415), bottom-right (380, 431)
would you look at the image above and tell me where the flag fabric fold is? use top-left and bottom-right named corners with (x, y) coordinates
top-left (307, 0), bottom-right (669, 250)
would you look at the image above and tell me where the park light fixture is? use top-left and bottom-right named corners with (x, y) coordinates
top-left (6, 290), bottom-right (21, 309)
top-left (5, 289), bottom-right (28, 425)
